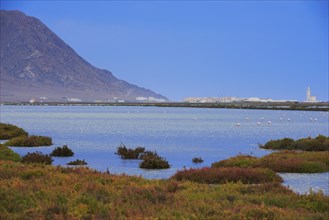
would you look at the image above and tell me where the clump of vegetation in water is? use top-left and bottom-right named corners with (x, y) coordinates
top-left (139, 151), bottom-right (171, 169)
top-left (0, 123), bottom-right (28, 140)
top-left (172, 167), bottom-right (282, 184)
top-left (21, 151), bottom-right (53, 165)
top-left (67, 159), bottom-right (87, 165)
top-left (260, 135), bottom-right (329, 151)
top-left (192, 157), bottom-right (204, 163)
top-left (115, 143), bottom-right (145, 159)
top-left (0, 144), bottom-right (21, 162)
top-left (211, 151), bottom-right (329, 173)
top-left (50, 145), bottom-right (74, 157)
top-left (6, 135), bottom-right (52, 147)
top-left (115, 143), bottom-right (171, 169)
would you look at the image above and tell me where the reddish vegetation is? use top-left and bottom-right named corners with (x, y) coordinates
top-left (172, 167), bottom-right (282, 184)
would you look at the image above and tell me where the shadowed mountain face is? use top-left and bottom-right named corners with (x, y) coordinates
top-left (0, 10), bottom-right (167, 102)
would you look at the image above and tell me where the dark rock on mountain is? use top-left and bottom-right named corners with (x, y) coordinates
top-left (0, 10), bottom-right (167, 102)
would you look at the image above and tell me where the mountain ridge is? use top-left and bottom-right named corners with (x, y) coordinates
top-left (0, 10), bottom-right (167, 102)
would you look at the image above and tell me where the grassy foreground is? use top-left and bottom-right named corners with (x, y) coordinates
top-left (0, 160), bottom-right (328, 219)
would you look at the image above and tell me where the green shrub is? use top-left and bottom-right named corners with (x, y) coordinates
top-left (139, 151), bottom-right (170, 169)
top-left (6, 135), bottom-right (52, 147)
top-left (116, 143), bottom-right (145, 159)
top-left (50, 145), bottom-right (74, 157)
top-left (67, 159), bottom-right (87, 165)
top-left (172, 167), bottom-right (282, 184)
top-left (212, 155), bottom-right (259, 168)
top-left (261, 138), bottom-right (294, 150)
top-left (0, 144), bottom-right (21, 161)
top-left (0, 123), bottom-right (28, 140)
top-left (21, 151), bottom-right (53, 165)
top-left (192, 157), bottom-right (204, 163)
top-left (260, 135), bottom-right (329, 151)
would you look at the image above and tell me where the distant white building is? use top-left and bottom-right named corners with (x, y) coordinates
top-left (148, 97), bottom-right (166, 102)
top-left (136, 96), bottom-right (148, 101)
top-left (66, 98), bottom-right (82, 102)
top-left (184, 96), bottom-right (296, 103)
top-left (136, 96), bottom-right (166, 102)
top-left (306, 86), bottom-right (317, 102)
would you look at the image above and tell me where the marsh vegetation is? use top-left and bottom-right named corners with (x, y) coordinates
top-left (116, 144), bottom-right (171, 169)
top-left (0, 160), bottom-right (328, 219)
top-left (0, 123), bottom-right (28, 139)
top-left (260, 135), bottom-right (329, 151)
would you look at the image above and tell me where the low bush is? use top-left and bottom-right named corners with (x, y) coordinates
top-left (139, 151), bottom-right (170, 169)
top-left (192, 157), bottom-right (204, 163)
top-left (0, 123), bottom-right (28, 140)
top-left (172, 167), bottom-right (282, 184)
top-left (21, 151), bottom-right (53, 165)
top-left (260, 135), bottom-right (329, 151)
top-left (6, 135), bottom-right (52, 147)
top-left (50, 145), bottom-right (74, 157)
top-left (116, 143), bottom-right (145, 159)
top-left (67, 159), bottom-right (87, 165)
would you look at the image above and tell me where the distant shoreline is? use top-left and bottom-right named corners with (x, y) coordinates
top-left (1, 101), bottom-right (329, 111)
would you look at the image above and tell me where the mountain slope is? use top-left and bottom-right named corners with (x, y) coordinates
top-left (0, 10), bottom-right (167, 102)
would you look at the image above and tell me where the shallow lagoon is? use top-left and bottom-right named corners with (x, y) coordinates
top-left (1, 105), bottom-right (328, 194)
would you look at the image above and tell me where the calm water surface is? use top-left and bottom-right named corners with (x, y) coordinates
top-left (1, 105), bottom-right (328, 194)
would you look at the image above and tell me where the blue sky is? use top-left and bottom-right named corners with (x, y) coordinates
top-left (1, 1), bottom-right (328, 101)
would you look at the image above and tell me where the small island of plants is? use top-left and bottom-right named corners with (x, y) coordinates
top-left (0, 123), bottom-right (53, 147)
top-left (0, 123), bottom-right (28, 140)
top-left (259, 135), bottom-right (329, 151)
top-left (116, 143), bottom-right (171, 169)
top-left (139, 151), bottom-right (171, 169)
top-left (192, 157), bottom-right (204, 163)
top-left (212, 151), bottom-right (329, 173)
top-left (50, 145), bottom-right (74, 157)
top-left (213, 135), bottom-right (329, 173)
top-left (116, 143), bottom-right (145, 159)
top-left (6, 135), bottom-right (53, 147)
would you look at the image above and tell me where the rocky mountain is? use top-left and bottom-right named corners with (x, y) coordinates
top-left (0, 10), bottom-right (167, 102)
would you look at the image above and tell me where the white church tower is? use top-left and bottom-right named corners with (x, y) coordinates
top-left (306, 86), bottom-right (317, 102)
